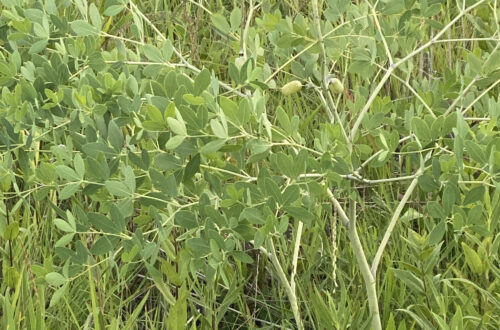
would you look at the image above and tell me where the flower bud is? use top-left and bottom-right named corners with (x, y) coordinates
top-left (329, 78), bottom-right (344, 94)
top-left (281, 80), bottom-right (302, 96)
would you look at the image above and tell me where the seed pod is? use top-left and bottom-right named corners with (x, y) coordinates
top-left (281, 80), bottom-right (302, 96)
top-left (329, 78), bottom-right (344, 94)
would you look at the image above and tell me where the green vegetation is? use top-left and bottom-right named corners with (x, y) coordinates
top-left (1, 0), bottom-right (499, 329)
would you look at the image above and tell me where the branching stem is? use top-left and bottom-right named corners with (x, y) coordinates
top-left (266, 238), bottom-right (304, 330)
top-left (350, 0), bottom-right (486, 142)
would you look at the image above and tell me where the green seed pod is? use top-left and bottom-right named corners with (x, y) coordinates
top-left (281, 80), bottom-right (302, 96)
top-left (329, 78), bottom-right (344, 94)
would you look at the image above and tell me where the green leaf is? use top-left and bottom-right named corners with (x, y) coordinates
top-left (219, 96), bottom-right (239, 124)
top-left (264, 178), bottom-right (282, 204)
top-left (210, 119), bottom-right (227, 139)
top-left (55, 233), bottom-right (75, 248)
top-left (187, 237), bottom-right (210, 257)
top-left (34, 22), bottom-right (48, 38)
top-left (73, 154), bottom-right (85, 179)
top-left (105, 180), bottom-right (131, 197)
top-left (450, 305), bottom-right (463, 330)
top-left (284, 206), bottom-right (315, 225)
top-left (467, 52), bottom-right (482, 75)
top-left (182, 94), bottom-right (205, 105)
top-left (165, 174), bottom-right (178, 197)
top-left (5, 267), bottom-right (19, 289)
top-left (230, 251), bottom-right (253, 264)
top-left (427, 201), bottom-right (446, 219)
top-left (167, 117), bottom-right (187, 136)
top-left (411, 117), bottom-right (431, 141)
top-left (82, 142), bottom-right (116, 158)
top-left (167, 285), bottom-right (188, 330)
top-left (165, 136), bottom-right (185, 150)
top-left (162, 40), bottom-right (174, 61)
top-left (108, 120), bottom-right (124, 151)
top-left (428, 221), bottom-right (446, 245)
top-left (56, 165), bottom-right (80, 182)
top-left (282, 185), bottom-right (300, 206)
top-left (70, 20), bottom-right (99, 36)
top-left (29, 38), bottom-right (48, 54)
top-left (155, 153), bottom-right (182, 171)
top-left (461, 242), bottom-right (483, 274)
top-left (54, 218), bottom-right (75, 233)
top-left (90, 236), bottom-right (119, 255)
top-left (230, 8), bottom-right (242, 32)
top-left (104, 4), bottom-right (125, 16)
top-left (89, 3), bottom-right (102, 30)
top-left (194, 68), bottom-right (211, 95)
top-left (88, 213), bottom-right (120, 234)
top-left (4, 222), bottom-right (19, 240)
top-left (45, 272), bottom-right (67, 287)
top-left (201, 139), bottom-right (226, 154)
top-left (463, 186), bottom-right (485, 205)
top-left (442, 184), bottom-right (457, 214)
top-left (174, 211), bottom-right (198, 229)
top-left (228, 63), bottom-right (240, 85)
top-left (36, 162), bottom-right (56, 183)
top-left (123, 165), bottom-right (136, 193)
top-left (430, 116), bottom-right (444, 140)
top-left (147, 105), bottom-right (165, 123)
top-left (239, 208), bottom-right (265, 224)
top-left (184, 153), bottom-right (200, 182)
top-left (418, 174), bottom-right (439, 192)
top-left (276, 107), bottom-right (291, 133)
top-left (392, 269), bottom-right (424, 293)
top-left (149, 168), bottom-right (170, 193)
top-left (483, 50), bottom-right (500, 74)
top-left (421, 0), bottom-right (441, 17)
top-left (144, 45), bottom-right (163, 62)
top-left (59, 182), bottom-right (80, 200)
top-left (465, 140), bottom-right (486, 164)
top-left (49, 283), bottom-right (68, 308)
top-left (237, 98), bottom-right (251, 126)
top-left (211, 13), bottom-right (231, 34)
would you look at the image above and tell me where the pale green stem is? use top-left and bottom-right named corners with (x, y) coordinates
top-left (242, 0), bottom-right (259, 59)
top-left (267, 238), bottom-right (304, 330)
top-left (458, 78), bottom-right (500, 116)
top-left (443, 75), bottom-right (480, 116)
top-left (291, 221), bottom-right (304, 294)
top-left (311, 0), bottom-right (350, 140)
top-left (370, 171), bottom-right (421, 276)
top-left (373, 62), bottom-right (436, 118)
top-left (265, 14), bottom-right (375, 83)
top-left (368, 2), bottom-right (393, 66)
top-left (327, 191), bottom-right (381, 330)
top-left (350, 0), bottom-right (486, 142)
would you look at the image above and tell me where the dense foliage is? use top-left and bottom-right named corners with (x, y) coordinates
top-left (1, 0), bottom-right (499, 329)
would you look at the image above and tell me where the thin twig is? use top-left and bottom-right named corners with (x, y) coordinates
top-left (290, 221), bottom-right (303, 294)
top-left (266, 238), bottom-right (304, 330)
top-left (367, 2), bottom-right (394, 66)
top-left (265, 14), bottom-right (375, 84)
top-left (372, 62), bottom-right (436, 118)
top-left (326, 191), bottom-right (381, 330)
top-left (443, 76), bottom-right (480, 116)
top-left (370, 169), bottom-right (422, 276)
top-left (127, 1), bottom-right (246, 97)
top-left (350, 0), bottom-right (486, 142)
top-left (460, 78), bottom-right (500, 116)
